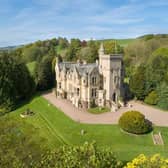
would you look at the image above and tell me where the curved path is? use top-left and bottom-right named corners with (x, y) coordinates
top-left (43, 92), bottom-right (168, 126)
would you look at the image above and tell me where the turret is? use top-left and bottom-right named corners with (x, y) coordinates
top-left (98, 42), bottom-right (123, 105)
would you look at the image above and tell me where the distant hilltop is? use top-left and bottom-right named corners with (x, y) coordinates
top-left (1, 34), bottom-right (168, 51)
top-left (0, 45), bottom-right (23, 51)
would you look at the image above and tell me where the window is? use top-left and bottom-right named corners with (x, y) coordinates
top-left (94, 77), bottom-right (97, 85)
top-left (92, 77), bottom-right (97, 85)
top-left (91, 88), bottom-right (97, 97)
top-left (59, 83), bottom-right (61, 89)
top-left (94, 89), bottom-right (97, 97)
top-left (77, 88), bottom-right (80, 96)
top-left (91, 89), bottom-right (94, 97)
top-left (92, 77), bottom-right (94, 85)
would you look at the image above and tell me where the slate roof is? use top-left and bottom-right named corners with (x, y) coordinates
top-left (58, 62), bottom-right (98, 77)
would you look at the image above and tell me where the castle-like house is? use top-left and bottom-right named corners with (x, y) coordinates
top-left (55, 44), bottom-right (124, 110)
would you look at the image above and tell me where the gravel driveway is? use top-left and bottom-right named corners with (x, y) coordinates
top-left (43, 92), bottom-right (168, 126)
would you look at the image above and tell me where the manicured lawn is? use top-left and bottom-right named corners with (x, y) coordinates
top-left (8, 95), bottom-right (168, 161)
top-left (88, 106), bottom-right (110, 114)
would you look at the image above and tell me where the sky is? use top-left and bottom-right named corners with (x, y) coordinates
top-left (0, 0), bottom-right (168, 47)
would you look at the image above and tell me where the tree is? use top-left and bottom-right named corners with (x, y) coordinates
top-left (157, 83), bottom-right (168, 110)
top-left (0, 116), bottom-right (45, 168)
top-left (79, 46), bottom-right (98, 63)
top-left (64, 39), bottom-right (82, 61)
top-left (129, 65), bottom-right (146, 100)
top-left (58, 37), bottom-right (69, 49)
top-left (104, 41), bottom-right (123, 54)
top-left (65, 46), bottom-right (77, 61)
top-left (22, 45), bottom-right (42, 63)
top-left (70, 38), bottom-right (81, 49)
top-left (144, 91), bottom-right (158, 105)
top-left (0, 53), bottom-right (35, 114)
top-left (35, 56), bottom-right (55, 90)
top-left (145, 50), bottom-right (168, 95)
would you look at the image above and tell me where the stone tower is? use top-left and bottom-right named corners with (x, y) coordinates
top-left (98, 43), bottom-right (123, 106)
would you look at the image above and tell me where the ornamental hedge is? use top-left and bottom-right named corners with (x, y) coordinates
top-left (119, 111), bottom-right (152, 134)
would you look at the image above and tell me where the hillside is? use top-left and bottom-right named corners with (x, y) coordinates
top-left (98, 38), bottom-right (135, 47)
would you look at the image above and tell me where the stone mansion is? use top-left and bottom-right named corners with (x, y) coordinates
top-left (55, 44), bottom-right (124, 110)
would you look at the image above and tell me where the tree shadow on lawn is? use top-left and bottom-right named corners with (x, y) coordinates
top-left (0, 89), bottom-right (53, 117)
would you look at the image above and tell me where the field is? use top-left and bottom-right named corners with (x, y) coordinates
top-left (98, 38), bottom-right (135, 47)
top-left (8, 95), bottom-right (168, 161)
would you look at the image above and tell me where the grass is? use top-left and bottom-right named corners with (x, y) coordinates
top-left (26, 61), bottom-right (36, 75)
top-left (116, 39), bottom-right (135, 47)
top-left (88, 106), bottom-right (110, 114)
top-left (98, 38), bottom-right (135, 47)
top-left (143, 102), bottom-right (168, 112)
top-left (7, 95), bottom-right (168, 161)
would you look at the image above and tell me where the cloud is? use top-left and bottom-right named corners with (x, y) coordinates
top-left (0, 0), bottom-right (168, 46)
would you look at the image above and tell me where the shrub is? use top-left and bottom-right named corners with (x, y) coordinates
top-left (125, 154), bottom-right (168, 168)
top-left (144, 91), bottom-right (158, 105)
top-left (36, 142), bottom-right (123, 168)
top-left (119, 111), bottom-right (152, 134)
top-left (157, 83), bottom-right (168, 110)
top-left (35, 56), bottom-right (55, 91)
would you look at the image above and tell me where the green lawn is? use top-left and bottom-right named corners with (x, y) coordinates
top-left (116, 39), bottom-right (135, 47)
top-left (98, 38), bottom-right (135, 47)
top-left (8, 95), bottom-right (168, 161)
top-left (88, 106), bottom-right (110, 114)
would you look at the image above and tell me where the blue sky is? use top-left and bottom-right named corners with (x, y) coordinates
top-left (0, 0), bottom-right (168, 47)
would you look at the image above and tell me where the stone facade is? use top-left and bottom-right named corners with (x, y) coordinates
top-left (55, 44), bottom-right (124, 110)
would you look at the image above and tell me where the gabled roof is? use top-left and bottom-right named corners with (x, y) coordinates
top-left (58, 62), bottom-right (99, 77)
